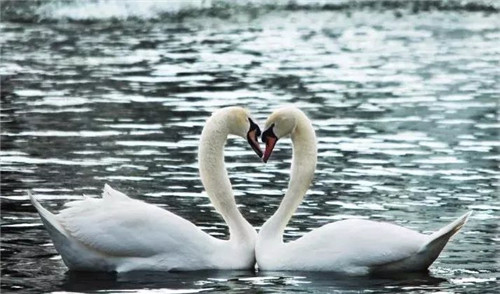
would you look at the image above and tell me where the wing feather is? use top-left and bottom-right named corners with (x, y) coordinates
top-left (290, 219), bottom-right (427, 268)
top-left (57, 193), bottom-right (214, 258)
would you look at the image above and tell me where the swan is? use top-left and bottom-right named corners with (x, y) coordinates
top-left (30, 106), bottom-right (263, 272)
top-left (256, 106), bottom-right (471, 275)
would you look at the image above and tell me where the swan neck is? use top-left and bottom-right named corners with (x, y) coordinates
top-left (260, 113), bottom-right (317, 244)
top-left (198, 113), bottom-right (255, 244)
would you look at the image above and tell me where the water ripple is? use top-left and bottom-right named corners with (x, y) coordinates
top-left (1, 4), bottom-right (498, 294)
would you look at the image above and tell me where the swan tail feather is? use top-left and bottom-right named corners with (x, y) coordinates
top-left (29, 191), bottom-right (69, 238)
top-left (30, 192), bottom-right (98, 270)
top-left (417, 211), bottom-right (471, 268)
top-left (371, 211), bottom-right (471, 273)
top-left (102, 184), bottom-right (130, 201)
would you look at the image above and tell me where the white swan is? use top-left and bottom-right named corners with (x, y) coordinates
top-left (256, 106), bottom-right (471, 275)
top-left (30, 107), bottom-right (263, 272)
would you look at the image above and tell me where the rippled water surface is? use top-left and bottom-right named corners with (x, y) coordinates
top-left (1, 1), bottom-right (499, 293)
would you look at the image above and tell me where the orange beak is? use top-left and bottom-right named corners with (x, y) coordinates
top-left (263, 136), bottom-right (277, 163)
top-left (261, 125), bottom-right (278, 163)
top-left (247, 128), bottom-right (263, 158)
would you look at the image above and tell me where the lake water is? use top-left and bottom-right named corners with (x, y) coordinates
top-left (1, 0), bottom-right (499, 293)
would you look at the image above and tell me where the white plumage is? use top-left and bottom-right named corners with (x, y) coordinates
top-left (256, 106), bottom-right (471, 274)
top-left (31, 107), bottom-right (260, 272)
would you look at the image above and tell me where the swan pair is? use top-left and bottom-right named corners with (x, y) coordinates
top-left (31, 106), bottom-right (470, 274)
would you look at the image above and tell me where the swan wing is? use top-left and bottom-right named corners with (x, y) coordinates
top-left (288, 219), bottom-right (427, 270)
top-left (54, 187), bottom-right (214, 258)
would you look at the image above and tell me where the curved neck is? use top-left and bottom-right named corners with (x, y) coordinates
top-left (198, 112), bottom-right (255, 244)
top-left (259, 113), bottom-right (317, 244)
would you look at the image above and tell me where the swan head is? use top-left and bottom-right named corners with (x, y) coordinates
top-left (225, 107), bottom-right (263, 158)
top-left (261, 106), bottom-right (300, 163)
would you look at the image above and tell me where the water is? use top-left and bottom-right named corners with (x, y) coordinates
top-left (1, 0), bottom-right (499, 293)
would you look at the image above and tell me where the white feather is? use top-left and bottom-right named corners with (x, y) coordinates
top-left (31, 107), bottom-right (257, 272)
top-left (256, 106), bottom-right (470, 274)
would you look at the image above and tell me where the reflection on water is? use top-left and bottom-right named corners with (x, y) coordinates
top-left (1, 0), bottom-right (499, 293)
top-left (56, 270), bottom-right (448, 293)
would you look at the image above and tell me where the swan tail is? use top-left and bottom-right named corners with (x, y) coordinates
top-left (371, 211), bottom-right (471, 274)
top-left (30, 192), bottom-right (100, 270)
top-left (417, 211), bottom-right (472, 268)
top-left (30, 191), bottom-right (69, 238)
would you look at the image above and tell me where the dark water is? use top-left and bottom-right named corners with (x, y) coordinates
top-left (1, 0), bottom-right (499, 293)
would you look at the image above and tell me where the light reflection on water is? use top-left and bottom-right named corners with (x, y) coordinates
top-left (1, 1), bottom-right (499, 293)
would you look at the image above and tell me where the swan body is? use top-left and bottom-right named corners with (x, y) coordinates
top-left (31, 107), bottom-right (262, 272)
top-left (256, 106), bottom-right (471, 275)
